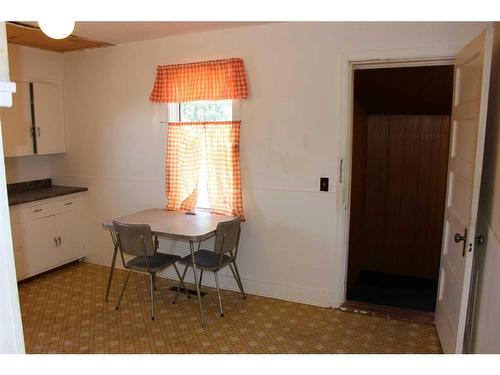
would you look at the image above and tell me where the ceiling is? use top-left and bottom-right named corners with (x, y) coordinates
top-left (22, 21), bottom-right (271, 45)
top-left (354, 65), bottom-right (454, 115)
top-left (7, 22), bottom-right (112, 52)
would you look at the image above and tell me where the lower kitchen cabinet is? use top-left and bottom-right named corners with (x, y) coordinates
top-left (23, 215), bottom-right (58, 275)
top-left (10, 193), bottom-right (85, 280)
top-left (55, 209), bottom-right (84, 263)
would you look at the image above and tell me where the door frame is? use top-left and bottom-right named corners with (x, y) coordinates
top-left (0, 21), bottom-right (25, 353)
top-left (333, 44), bottom-right (462, 309)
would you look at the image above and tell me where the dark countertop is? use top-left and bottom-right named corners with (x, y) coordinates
top-left (7, 178), bottom-right (88, 206)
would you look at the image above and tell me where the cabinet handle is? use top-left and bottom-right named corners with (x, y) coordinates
top-left (29, 127), bottom-right (33, 138)
top-left (37, 127), bottom-right (41, 137)
top-left (54, 238), bottom-right (58, 247)
top-left (58, 236), bottom-right (62, 246)
top-left (33, 208), bottom-right (42, 213)
top-left (64, 202), bottom-right (73, 206)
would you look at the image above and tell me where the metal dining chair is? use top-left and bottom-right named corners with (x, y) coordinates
top-left (112, 220), bottom-right (183, 320)
top-left (173, 217), bottom-right (245, 319)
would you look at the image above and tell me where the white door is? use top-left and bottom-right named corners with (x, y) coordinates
top-left (435, 28), bottom-right (494, 354)
top-left (32, 82), bottom-right (65, 155)
top-left (0, 81), bottom-right (34, 157)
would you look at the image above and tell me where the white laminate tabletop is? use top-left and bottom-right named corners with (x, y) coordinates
top-left (102, 208), bottom-right (235, 241)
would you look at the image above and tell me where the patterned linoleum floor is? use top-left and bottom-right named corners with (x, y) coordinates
top-left (18, 262), bottom-right (442, 354)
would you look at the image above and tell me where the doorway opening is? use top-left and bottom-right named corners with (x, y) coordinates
top-left (344, 64), bottom-right (454, 320)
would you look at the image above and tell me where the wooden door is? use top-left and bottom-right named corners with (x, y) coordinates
top-left (435, 28), bottom-right (494, 354)
top-left (33, 82), bottom-right (65, 155)
top-left (351, 114), bottom-right (451, 279)
top-left (0, 81), bottom-right (34, 157)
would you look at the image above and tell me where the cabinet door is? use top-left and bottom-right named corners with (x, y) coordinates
top-left (55, 210), bottom-right (83, 263)
top-left (11, 222), bottom-right (29, 280)
top-left (33, 82), bottom-right (65, 155)
top-left (0, 81), bottom-right (34, 157)
top-left (23, 215), bottom-right (58, 276)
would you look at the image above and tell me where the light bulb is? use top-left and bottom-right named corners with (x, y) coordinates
top-left (38, 20), bottom-right (75, 40)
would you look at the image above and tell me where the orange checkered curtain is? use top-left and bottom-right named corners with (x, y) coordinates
top-left (165, 124), bottom-right (204, 211)
top-left (166, 122), bottom-right (244, 218)
top-left (150, 58), bottom-right (248, 102)
top-left (204, 121), bottom-right (244, 218)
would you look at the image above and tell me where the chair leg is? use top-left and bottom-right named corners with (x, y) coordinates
top-left (213, 272), bottom-right (224, 317)
top-left (198, 269), bottom-right (204, 291)
top-left (173, 263), bottom-right (191, 298)
top-left (173, 263), bottom-right (189, 297)
top-left (149, 273), bottom-right (155, 320)
top-left (192, 264), bottom-right (205, 327)
top-left (229, 262), bottom-right (246, 299)
top-left (105, 239), bottom-right (118, 302)
top-left (115, 269), bottom-right (132, 310)
top-left (173, 264), bottom-right (189, 304)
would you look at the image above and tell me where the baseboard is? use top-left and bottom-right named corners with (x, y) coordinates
top-left (87, 259), bottom-right (333, 308)
top-left (213, 272), bottom-right (333, 308)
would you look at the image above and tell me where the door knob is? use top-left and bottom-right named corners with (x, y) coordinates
top-left (454, 228), bottom-right (468, 257)
top-left (454, 233), bottom-right (467, 243)
top-left (475, 235), bottom-right (485, 246)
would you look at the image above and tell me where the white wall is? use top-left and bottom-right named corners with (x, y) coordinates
top-left (472, 22), bottom-right (500, 353)
top-left (4, 155), bottom-right (52, 183)
top-left (51, 22), bottom-right (489, 307)
top-left (2, 44), bottom-right (63, 184)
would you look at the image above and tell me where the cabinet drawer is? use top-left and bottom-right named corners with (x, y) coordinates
top-left (55, 196), bottom-right (82, 214)
top-left (20, 202), bottom-right (55, 221)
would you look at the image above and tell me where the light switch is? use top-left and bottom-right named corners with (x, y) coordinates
top-left (320, 177), bottom-right (329, 192)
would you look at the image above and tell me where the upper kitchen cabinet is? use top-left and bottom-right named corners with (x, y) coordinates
top-left (0, 44), bottom-right (65, 157)
top-left (0, 80), bottom-right (66, 156)
top-left (0, 81), bottom-right (33, 157)
top-left (32, 82), bottom-right (65, 154)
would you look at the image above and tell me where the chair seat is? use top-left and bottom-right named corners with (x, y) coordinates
top-left (179, 249), bottom-right (232, 271)
top-left (127, 252), bottom-right (180, 273)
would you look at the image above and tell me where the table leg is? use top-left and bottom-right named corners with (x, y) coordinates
top-left (105, 228), bottom-right (118, 302)
top-left (190, 240), bottom-right (205, 327)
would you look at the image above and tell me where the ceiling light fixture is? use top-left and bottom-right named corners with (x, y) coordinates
top-left (38, 20), bottom-right (75, 39)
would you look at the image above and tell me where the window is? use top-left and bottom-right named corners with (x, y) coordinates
top-left (179, 100), bottom-right (232, 122)
top-left (168, 100), bottom-right (237, 209)
top-left (150, 57), bottom-right (246, 217)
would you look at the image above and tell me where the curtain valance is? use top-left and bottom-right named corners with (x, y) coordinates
top-left (150, 58), bottom-right (248, 103)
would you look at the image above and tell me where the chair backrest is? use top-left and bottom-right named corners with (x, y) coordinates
top-left (214, 217), bottom-right (241, 255)
top-left (113, 221), bottom-right (155, 257)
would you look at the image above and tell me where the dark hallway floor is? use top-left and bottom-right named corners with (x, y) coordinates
top-left (347, 270), bottom-right (438, 312)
